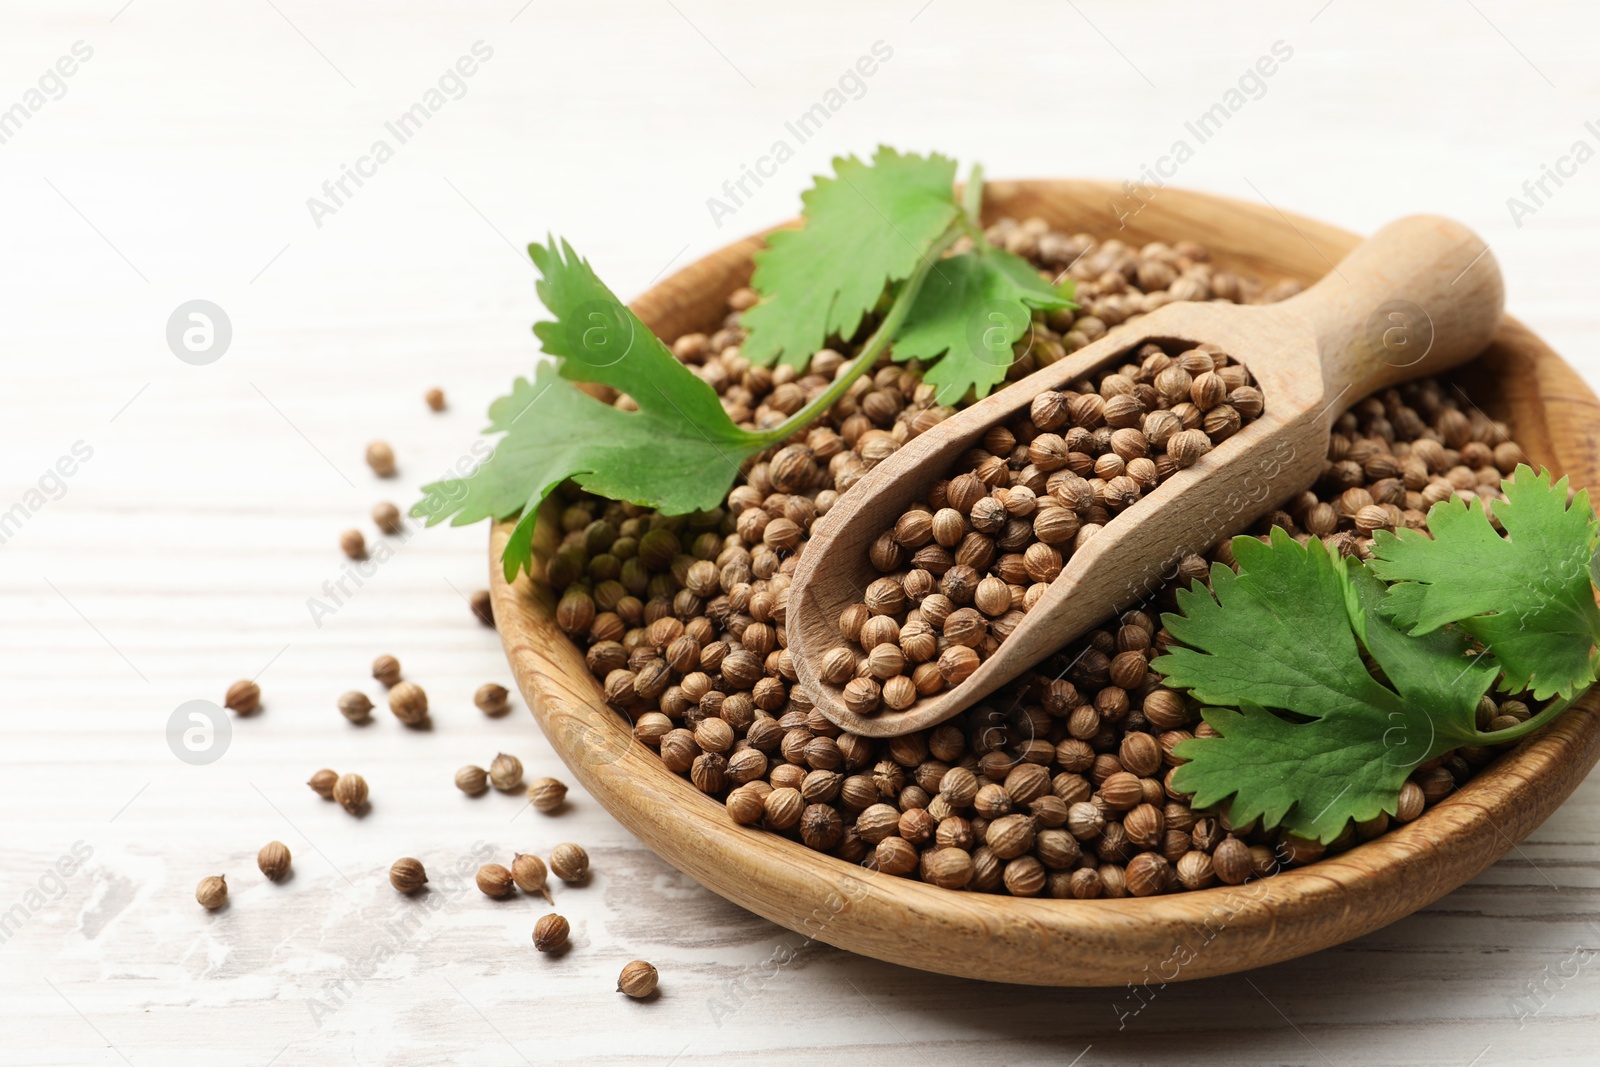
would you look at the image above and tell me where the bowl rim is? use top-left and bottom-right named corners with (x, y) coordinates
top-left (492, 179), bottom-right (1600, 986)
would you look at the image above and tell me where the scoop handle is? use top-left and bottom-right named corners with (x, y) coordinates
top-left (1277, 214), bottom-right (1504, 399)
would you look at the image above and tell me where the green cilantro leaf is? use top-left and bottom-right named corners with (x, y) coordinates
top-left (1346, 564), bottom-right (1499, 721)
top-left (891, 246), bottom-right (1075, 405)
top-left (1156, 530), bottom-right (1392, 719)
top-left (739, 147), bottom-right (963, 369)
top-left (411, 239), bottom-right (767, 580)
top-left (1370, 465), bottom-right (1600, 701)
top-left (1159, 531), bottom-right (1493, 842)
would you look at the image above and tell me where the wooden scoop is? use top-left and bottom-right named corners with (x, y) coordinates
top-left (788, 215), bottom-right (1504, 738)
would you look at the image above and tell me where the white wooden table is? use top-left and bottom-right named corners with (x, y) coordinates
top-left (3, 1), bottom-right (1598, 1063)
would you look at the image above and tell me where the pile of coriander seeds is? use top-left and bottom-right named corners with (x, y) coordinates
top-left (544, 218), bottom-right (1539, 897)
top-left (823, 339), bottom-right (1263, 715)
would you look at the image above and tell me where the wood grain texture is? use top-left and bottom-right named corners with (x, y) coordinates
top-left (790, 213), bottom-right (1505, 736)
top-left (495, 182), bottom-right (1600, 986)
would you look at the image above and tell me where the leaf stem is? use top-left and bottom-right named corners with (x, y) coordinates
top-left (753, 220), bottom-right (966, 448)
top-left (961, 162), bottom-right (985, 230)
top-left (1473, 690), bottom-right (1583, 745)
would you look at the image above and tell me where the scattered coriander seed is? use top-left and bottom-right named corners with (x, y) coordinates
top-left (490, 753), bottom-right (524, 791)
top-left (339, 528), bottom-right (367, 560)
top-left (224, 679), bottom-right (261, 716)
top-left (257, 841), bottom-right (291, 881)
top-left (527, 776), bottom-right (568, 813)
top-left (337, 690), bottom-right (374, 724)
top-left (474, 683), bottom-right (510, 717)
top-left (617, 960), bottom-right (658, 999)
top-left (372, 502), bottom-right (404, 535)
top-left (307, 768), bottom-right (338, 799)
top-left (388, 681), bottom-right (429, 726)
top-left (470, 589), bottom-right (494, 627)
top-left (455, 765), bottom-right (489, 796)
top-left (372, 654), bottom-right (402, 687)
top-left (365, 441), bottom-right (396, 477)
top-left (533, 913), bottom-right (570, 952)
top-left (333, 772), bottom-right (368, 815)
top-left (549, 843), bottom-right (589, 883)
top-left (424, 387), bottom-right (446, 412)
top-left (476, 863), bottom-right (514, 898)
top-left (196, 875), bottom-right (228, 910)
top-left (512, 853), bottom-right (553, 902)
top-left (390, 857), bottom-right (428, 894)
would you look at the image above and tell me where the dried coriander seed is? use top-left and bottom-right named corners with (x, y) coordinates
top-left (455, 765), bottom-right (489, 796)
top-left (388, 681), bottom-right (429, 726)
top-left (371, 654), bottom-right (402, 686)
top-left (1125, 852), bottom-right (1171, 896)
top-left (533, 913), bottom-right (570, 952)
top-left (691, 753), bottom-right (727, 794)
top-left (372, 502), bottom-right (404, 534)
top-left (527, 777), bottom-right (568, 813)
top-left (224, 679), bottom-right (260, 716)
top-left (333, 772), bottom-right (368, 815)
top-left (1099, 772), bottom-right (1143, 810)
top-left (196, 875), bottom-right (228, 910)
top-left (882, 675), bottom-right (918, 710)
top-left (558, 589), bottom-right (597, 635)
top-left (339, 527), bottom-right (367, 560)
top-left (307, 768), bottom-right (338, 799)
top-left (874, 837), bottom-right (918, 875)
top-left (1176, 850), bottom-right (1215, 890)
top-left (1003, 856), bottom-right (1046, 897)
top-left (821, 646), bottom-right (856, 685)
top-left (390, 857), bottom-right (428, 894)
top-left (843, 676), bottom-right (881, 715)
top-left (550, 843), bottom-right (589, 883)
top-left (337, 690), bottom-right (374, 724)
top-left (476, 863), bottom-right (514, 898)
top-left (490, 753), bottom-right (524, 792)
top-left (1394, 781), bottom-right (1425, 822)
top-left (257, 841), bottom-right (291, 881)
top-left (474, 682), bottom-right (510, 717)
top-left (764, 787), bottom-right (804, 829)
top-left (726, 786), bottom-right (764, 824)
top-left (925, 847), bottom-right (974, 889)
top-left (365, 441), bottom-right (396, 477)
top-left (424, 387), bottom-right (446, 412)
top-left (617, 960), bottom-right (658, 999)
top-left (1212, 837), bottom-right (1252, 885)
top-left (1123, 803), bottom-right (1164, 849)
top-left (512, 853), bottom-right (553, 902)
top-left (1167, 429), bottom-right (1211, 469)
top-left (986, 814), bottom-right (1035, 859)
top-left (470, 589), bottom-right (494, 627)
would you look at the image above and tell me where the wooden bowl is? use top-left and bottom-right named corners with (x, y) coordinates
top-left (492, 180), bottom-right (1600, 985)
